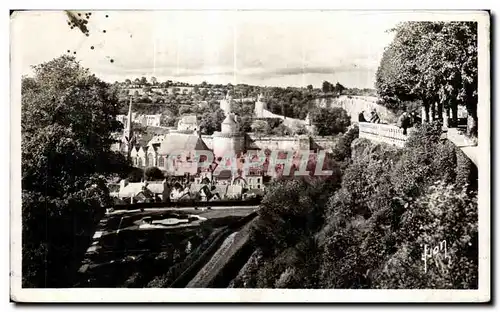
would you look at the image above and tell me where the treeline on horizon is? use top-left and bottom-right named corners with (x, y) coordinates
top-left (112, 77), bottom-right (376, 123)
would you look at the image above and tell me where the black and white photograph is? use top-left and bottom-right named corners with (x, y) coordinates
top-left (9, 9), bottom-right (490, 303)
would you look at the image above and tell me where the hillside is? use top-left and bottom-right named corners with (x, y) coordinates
top-left (228, 123), bottom-right (478, 289)
top-left (312, 95), bottom-right (398, 124)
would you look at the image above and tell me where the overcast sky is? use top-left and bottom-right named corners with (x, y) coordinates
top-left (13, 10), bottom-right (407, 89)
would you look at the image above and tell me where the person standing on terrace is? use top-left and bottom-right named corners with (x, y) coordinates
top-left (358, 111), bottom-right (367, 122)
top-left (398, 111), bottom-right (411, 135)
top-left (370, 109), bottom-right (380, 123)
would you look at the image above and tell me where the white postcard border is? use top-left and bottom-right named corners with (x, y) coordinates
top-left (9, 9), bottom-right (491, 303)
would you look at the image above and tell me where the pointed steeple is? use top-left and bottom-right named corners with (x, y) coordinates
top-left (124, 96), bottom-right (134, 156)
top-left (125, 96), bottom-right (133, 140)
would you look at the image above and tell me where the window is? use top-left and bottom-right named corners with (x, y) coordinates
top-left (257, 178), bottom-right (260, 183)
top-left (257, 185), bottom-right (260, 189)
top-left (158, 156), bottom-right (164, 168)
top-left (138, 158), bottom-right (143, 167)
top-left (147, 154), bottom-right (155, 167)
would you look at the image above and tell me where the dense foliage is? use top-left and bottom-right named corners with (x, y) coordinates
top-left (322, 123), bottom-right (477, 289)
top-left (144, 167), bottom-right (165, 181)
top-left (311, 107), bottom-right (351, 135)
top-left (376, 22), bottom-right (477, 135)
top-left (198, 108), bottom-right (226, 135)
top-left (322, 81), bottom-right (346, 94)
top-left (22, 56), bottom-right (128, 287)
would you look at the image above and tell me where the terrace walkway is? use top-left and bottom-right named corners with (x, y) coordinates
top-left (446, 128), bottom-right (479, 167)
top-left (358, 122), bottom-right (478, 167)
top-left (358, 122), bottom-right (412, 148)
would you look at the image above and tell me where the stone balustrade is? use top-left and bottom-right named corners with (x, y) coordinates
top-left (358, 122), bottom-right (412, 148)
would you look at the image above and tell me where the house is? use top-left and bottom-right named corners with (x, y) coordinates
top-left (130, 145), bottom-right (159, 168)
top-left (127, 88), bottom-right (146, 96)
top-left (116, 113), bottom-right (162, 128)
top-left (177, 115), bottom-right (199, 132)
top-left (156, 132), bottom-right (210, 175)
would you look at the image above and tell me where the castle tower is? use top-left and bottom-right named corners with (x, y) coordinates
top-left (212, 113), bottom-right (245, 159)
top-left (254, 93), bottom-right (266, 118)
top-left (305, 112), bottom-right (317, 135)
top-left (220, 92), bottom-right (233, 115)
top-left (305, 113), bottom-right (312, 126)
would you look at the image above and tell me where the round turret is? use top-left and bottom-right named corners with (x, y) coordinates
top-left (213, 112), bottom-right (244, 158)
top-left (254, 93), bottom-right (266, 118)
top-left (221, 114), bottom-right (239, 133)
top-left (220, 93), bottom-right (232, 115)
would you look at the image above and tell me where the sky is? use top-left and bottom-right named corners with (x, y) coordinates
top-left (12, 10), bottom-right (406, 89)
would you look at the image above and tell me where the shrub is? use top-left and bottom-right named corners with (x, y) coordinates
top-left (374, 181), bottom-right (478, 289)
top-left (318, 122), bottom-right (477, 289)
top-left (127, 167), bottom-right (144, 182)
top-left (311, 107), bottom-right (351, 135)
top-left (331, 124), bottom-right (359, 163)
top-left (144, 166), bottom-right (165, 181)
top-left (252, 177), bottom-right (339, 254)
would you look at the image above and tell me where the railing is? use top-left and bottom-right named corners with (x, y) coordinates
top-left (358, 122), bottom-right (412, 148)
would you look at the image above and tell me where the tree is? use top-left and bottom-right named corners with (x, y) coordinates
top-left (307, 84), bottom-right (313, 91)
top-left (238, 115), bottom-right (253, 133)
top-left (124, 78), bottom-right (131, 85)
top-left (272, 123), bottom-right (291, 136)
top-left (331, 124), bottom-right (359, 163)
top-left (310, 107), bottom-right (351, 135)
top-left (251, 120), bottom-right (271, 135)
top-left (144, 167), bottom-right (165, 181)
top-left (140, 76), bottom-right (148, 85)
top-left (128, 167), bottom-right (145, 182)
top-left (179, 105), bottom-right (193, 116)
top-left (151, 76), bottom-right (157, 85)
top-left (373, 181), bottom-right (478, 289)
top-left (334, 82), bottom-right (346, 94)
top-left (252, 179), bottom-right (322, 252)
top-left (376, 41), bottom-right (418, 110)
top-left (199, 108), bottom-right (225, 135)
top-left (292, 123), bottom-right (308, 135)
top-left (322, 81), bottom-right (333, 93)
top-left (160, 115), bottom-right (178, 128)
top-left (21, 55), bottom-right (127, 287)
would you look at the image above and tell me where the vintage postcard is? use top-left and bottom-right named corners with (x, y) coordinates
top-left (10, 9), bottom-right (490, 303)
